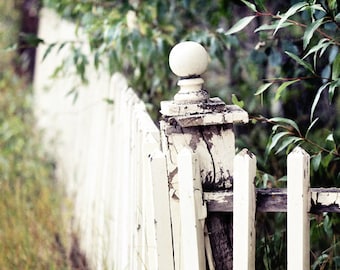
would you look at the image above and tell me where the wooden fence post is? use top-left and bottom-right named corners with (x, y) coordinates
top-left (233, 149), bottom-right (256, 270)
top-left (287, 146), bottom-right (310, 270)
top-left (160, 41), bottom-right (248, 269)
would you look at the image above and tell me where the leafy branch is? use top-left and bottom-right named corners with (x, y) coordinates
top-left (253, 115), bottom-right (339, 158)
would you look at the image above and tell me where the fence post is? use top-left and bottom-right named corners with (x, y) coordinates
top-left (233, 149), bottom-right (256, 270)
top-left (287, 146), bottom-right (310, 270)
top-left (160, 41), bottom-right (249, 269)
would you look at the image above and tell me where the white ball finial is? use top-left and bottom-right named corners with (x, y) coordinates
top-left (169, 41), bottom-right (209, 78)
top-left (169, 41), bottom-right (209, 104)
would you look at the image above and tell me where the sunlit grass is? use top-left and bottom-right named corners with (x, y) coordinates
top-left (0, 1), bottom-right (73, 269)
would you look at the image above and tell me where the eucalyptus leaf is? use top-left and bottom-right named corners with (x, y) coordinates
top-left (267, 131), bottom-right (291, 155)
top-left (303, 18), bottom-right (324, 49)
top-left (274, 79), bottom-right (299, 101)
top-left (331, 52), bottom-right (340, 81)
top-left (42, 42), bottom-right (57, 61)
top-left (231, 94), bottom-right (244, 108)
top-left (305, 117), bottom-right (319, 138)
top-left (275, 136), bottom-right (302, 155)
top-left (274, 2), bottom-right (308, 35)
top-left (285, 51), bottom-right (315, 74)
top-left (303, 38), bottom-right (330, 59)
top-left (312, 152), bottom-right (322, 171)
top-left (310, 83), bottom-right (331, 121)
top-left (329, 79), bottom-right (340, 101)
top-left (241, 0), bottom-right (257, 12)
top-left (255, 82), bottom-right (273, 95)
top-left (255, 22), bottom-right (293, 33)
top-left (224, 15), bottom-right (256, 35)
top-left (269, 117), bottom-right (301, 134)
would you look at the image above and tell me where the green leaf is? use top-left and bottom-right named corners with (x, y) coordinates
top-left (303, 18), bottom-right (324, 49)
top-left (329, 79), bottom-right (340, 101)
top-left (254, 0), bottom-right (266, 12)
top-left (267, 131), bottom-right (291, 154)
top-left (274, 79), bottom-right (299, 100)
top-left (240, 0), bottom-right (257, 12)
top-left (269, 117), bottom-right (301, 134)
top-left (255, 82), bottom-right (273, 95)
top-left (335, 13), bottom-right (340, 23)
top-left (231, 94), bottom-right (244, 108)
top-left (225, 16), bottom-right (256, 35)
top-left (285, 51), bottom-right (315, 74)
top-left (42, 43), bottom-right (57, 61)
top-left (326, 133), bottom-right (334, 142)
top-left (274, 2), bottom-right (308, 35)
top-left (255, 22), bottom-right (293, 32)
top-left (310, 83), bottom-right (330, 121)
top-left (275, 136), bottom-right (302, 154)
top-left (331, 52), bottom-right (340, 81)
top-left (303, 38), bottom-right (331, 59)
top-left (305, 117), bottom-right (319, 138)
top-left (103, 98), bottom-right (114, 105)
top-left (20, 33), bottom-right (44, 47)
top-left (312, 152), bottom-right (322, 171)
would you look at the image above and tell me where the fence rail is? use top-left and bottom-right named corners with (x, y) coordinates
top-left (205, 187), bottom-right (340, 213)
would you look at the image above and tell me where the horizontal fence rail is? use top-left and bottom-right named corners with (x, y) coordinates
top-left (205, 188), bottom-right (340, 213)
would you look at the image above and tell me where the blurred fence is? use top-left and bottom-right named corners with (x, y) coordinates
top-left (34, 9), bottom-right (172, 270)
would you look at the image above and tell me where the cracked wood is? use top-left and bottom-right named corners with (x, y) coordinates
top-left (204, 188), bottom-right (340, 213)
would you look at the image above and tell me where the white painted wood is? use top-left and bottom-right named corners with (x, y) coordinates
top-left (177, 148), bottom-right (206, 270)
top-left (233, 149), bottom-right (256, 270)
top-left (287, 147), bottom-right (310, 270)
top-left (150, 150), bottom-right (175, 270)
top-left (34, 11), bottom-right (169, 268)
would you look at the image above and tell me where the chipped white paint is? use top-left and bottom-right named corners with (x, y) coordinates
top-left (311, 189), bottom-right (340, 209)
top-left (287, 147), bottom-right (310, 270)
top-left (233, 149), bottom-right (256, 270)
top-left (178, 148), bottom-right (207, 270)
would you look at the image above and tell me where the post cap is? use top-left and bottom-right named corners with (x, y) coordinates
top-left (169, 41), bottom-right (209, 78)
top-left (168, 41), bottom-right (209, 104)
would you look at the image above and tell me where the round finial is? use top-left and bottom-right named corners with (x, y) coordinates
top-left (169, 41), bottom-right (209, 78)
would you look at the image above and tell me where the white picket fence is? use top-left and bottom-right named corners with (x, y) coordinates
top-left (34, 9), bottom-right (173, 270)
top-left (34, 8), bottom-right (340, 270)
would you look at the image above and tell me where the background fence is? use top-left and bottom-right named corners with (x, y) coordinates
top-left (34, 9), bottom-right (340, 270)
top-left (34, 9), bottom-right (173, 269)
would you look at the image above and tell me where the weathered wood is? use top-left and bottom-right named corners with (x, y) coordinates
top-left (233, 149), bottom-right (256, 270)
top-left (311, 188), bottom-right (340, 213)
top-left (287, 147), bottom-right (310, 270)
top-left (161, 98), bottom-right (248, 127)
top-left (177, 148), bottom-right (206, 270)
top-left (205, 188), bottom-right (340, 213)
top-left (160, 119), bottom-right (237, 270)
top-left (206, 213), bottom-right (233, 269)
top-left (149, 150), bottom-right (175, 270)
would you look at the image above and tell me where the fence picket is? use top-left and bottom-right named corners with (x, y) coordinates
top-left (177, 148), bottom-right (206, 270)
top-left (233, 149), bottom-right (257, 270)
top-left (287, 147), bottom-right (310, 270)
top-left (149, 150), bottom-right (175, 270)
